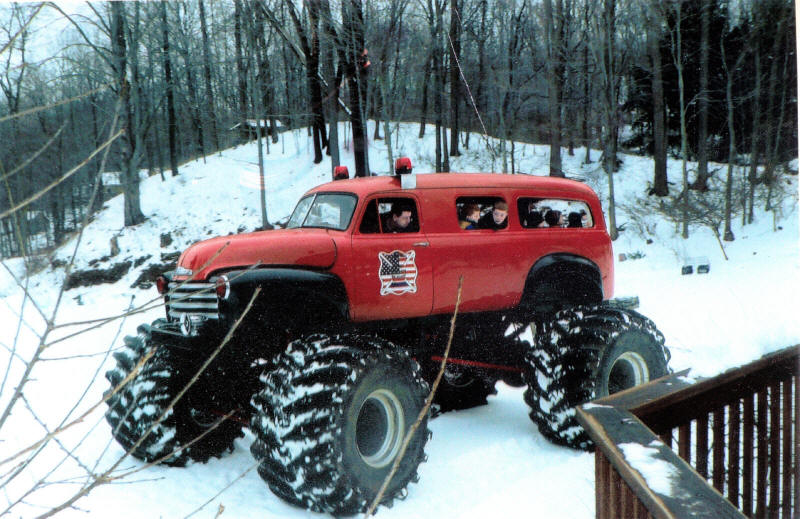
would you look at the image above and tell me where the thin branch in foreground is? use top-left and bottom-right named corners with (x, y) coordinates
top-left (0, 128), bottom-right (123, 221)
top-left (182, 463), bottom-right (257, 519)
top-left (364, 276), bottom-right (464, 517)
top-left (0, 84), bottom-right (111, 125)
top-left (1, 260), bottom-right (48, 323)
top-left (0, 98), bottom-right (122, 436)
top-left (34, 288), bottom-right (262, 519)
top-left (48, 242), bottom-right (239, 334)
top-left (0, 122), bottom-right (66, 184)
top-left (0, 3), bottom-right (45, 57)
top-left (0, 345), bottom-right (154, 472)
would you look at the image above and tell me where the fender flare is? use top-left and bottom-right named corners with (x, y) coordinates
top-left (520, 254), bottom-right (604, 311)
top-left (219, 268), bottom-right (349, 322)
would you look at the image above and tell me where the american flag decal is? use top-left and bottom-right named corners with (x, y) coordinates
top-left (378, 250), bottom-right (418, 295)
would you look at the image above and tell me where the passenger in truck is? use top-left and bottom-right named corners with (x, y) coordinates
top-left (544, 209), bottom-right (563, 227)
top-left (478, 200), bottom-right (508, 230)
top-left (381, 203), bottom-right (414, 233)
top-left (459, 203), bottom-right (481, 229)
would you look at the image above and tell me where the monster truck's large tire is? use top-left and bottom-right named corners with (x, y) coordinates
top-left (104, 321), bottom-right (244, 465)
top-left (429, 362), bottom-right (497, 413)
top-left (249, 333), bottom-right (431, 515)
top-left (523, 306), bottom-right (670, 450)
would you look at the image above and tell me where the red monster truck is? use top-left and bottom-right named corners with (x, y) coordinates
top-left (105, 161), bottom-right (669, 514)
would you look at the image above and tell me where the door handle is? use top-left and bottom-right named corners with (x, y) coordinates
top-left (413, 241), bottom-right (429, 247)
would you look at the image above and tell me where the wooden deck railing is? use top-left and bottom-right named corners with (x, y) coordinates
top-left (577, 345), bottom-right (798, 519)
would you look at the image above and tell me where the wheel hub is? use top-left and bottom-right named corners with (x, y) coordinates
top-left (608, 351), bottom-right (649, 394)
top-left (356, 389), bottom-right (405, 468)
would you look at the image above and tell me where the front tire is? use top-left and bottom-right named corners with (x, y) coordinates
top-left (104, 322), bottom-right (244, 465)
top-left (523, 306), bottom-right (670, 450)
top-left (249, 334), bottom-right (430, 515)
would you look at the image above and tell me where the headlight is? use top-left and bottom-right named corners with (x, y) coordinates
top-left (214, 275), bottom-right (230, 300)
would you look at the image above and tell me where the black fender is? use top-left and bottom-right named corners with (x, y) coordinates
top-left (218, 268), bottom-right (349, 326)
top-left (519, 254), bottom-right (603, 312)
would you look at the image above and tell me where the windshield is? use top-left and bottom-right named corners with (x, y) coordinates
top-left (286, 193), bottom-right (357, 230)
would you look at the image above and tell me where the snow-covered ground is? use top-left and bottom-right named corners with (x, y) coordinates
top-left (0, 122), bottom-right (798, 518)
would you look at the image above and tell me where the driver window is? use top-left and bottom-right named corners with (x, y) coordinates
top-left (377, 198), bottom-right (418, 233)
top-left (359, 197), bottom-right (419, 234)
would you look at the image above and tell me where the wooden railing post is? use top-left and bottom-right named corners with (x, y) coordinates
top-left (577, 345), bottom-right (798, 519)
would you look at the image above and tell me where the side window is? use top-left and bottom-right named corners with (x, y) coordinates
top-left (456, 196), bottom-right (508, 230)
top-left (518, 198), bottom-right (594, 229)
top-left (360, 197), bottom-right (419, 234)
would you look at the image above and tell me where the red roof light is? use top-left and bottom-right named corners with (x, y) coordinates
top-left (395, 157), bottom-right (412, 174)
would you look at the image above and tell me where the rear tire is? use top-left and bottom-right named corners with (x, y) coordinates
top-left (523, 306), bottom-right (670, 450)
top-left (250, 333), bottom-right (430, 515)
top-left (427, 360), bottom-right (497, 413)
top-left (104, 321), bottom-right (244, 465)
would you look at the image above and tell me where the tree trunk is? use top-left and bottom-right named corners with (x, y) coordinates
top-left (89, 93), bottom-right (104, 213)
top-left (544, 0), bottom-right (564, 177)
top-left (321, 0), bottom-right (339, 168)
top-left (691, 0), bottom-right (711, 191)
top-left (418, 55), bottom-right (430, 138)
top-left (762, 7), bottom-right (787, 210)
top-left (672, 3), bottom-right (689, 238)
top-left (234, 0), bottom-right (248, 143)
top-left (649, 18), bottom-right (668, 196)
top-left (722, 44), bottom-right (743, 242)
top-left (448, 0), bottom-right (461, 156)
top-left (747, 47), bottom-right (761, 223)
top-left (111, 2), bottom-right (145, 227)
top-left (288, 0), bottom-right (325, 163)
top-left (198, 0), bottom-right (219, 151)
top-left (176, 3), bottom-right (205, 160)
top-left (343, 0), bottom-right (369, 177)
top-left (476, 0), bottom-right (487, 129)
top-left (160, 1), bottom-right (179, 176)
top-left (723, 80), bottom-right (735, 242)
top-left (581, 0), bottom-right (591, 164)
top-left (765, 14), bottom-right (790, 212)
top-left (598, 0), bottom-right (618, 239)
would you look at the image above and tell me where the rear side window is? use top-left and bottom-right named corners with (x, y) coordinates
top-left (455, 196), bottom-right (508, 230)
top-left (518, 198), bottom-right (594, 229)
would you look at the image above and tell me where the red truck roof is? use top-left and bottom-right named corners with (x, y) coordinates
top-left (307, 172), bottom-right (599, 200)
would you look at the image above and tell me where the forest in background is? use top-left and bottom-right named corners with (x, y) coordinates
top-left (0, 0), bottom-right (796, 258)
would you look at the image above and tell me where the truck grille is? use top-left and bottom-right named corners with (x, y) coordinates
top-left (166, 282), bottom-right (219, 320)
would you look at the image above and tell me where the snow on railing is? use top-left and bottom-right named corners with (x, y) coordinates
top-left (577, 345), bottom-right (798, 519)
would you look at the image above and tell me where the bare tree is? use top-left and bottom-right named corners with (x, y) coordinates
top-left (160, 1), bottom-right (179, 175)
top-left (666, 0), bottom-right (690, 238)
top-left (197, 0), bottom-right (219, 151)
top-left (589, 0), bottom-right (620, 240)
top-left (544, 0), bottom-right (564, 177)
top-left (719, 0), bottom-right (748, 242)
top-left (341, 0), bottom-right (370, 177)
top-left (448, 0), bottom-right (461, 156)
top-left (110, 2), bottom-right (145, 226)
top-left (644, 3), bottom-right (668, 196)
top-left (281, 0), bottom-right (327, 163)
top-left (234, 0), bottom-right (248, 143)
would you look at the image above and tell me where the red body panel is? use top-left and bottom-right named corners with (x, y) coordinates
top-left (180, 173), bottom-right (614, 321)
top-left (178, 229), bottom-right (337, 279)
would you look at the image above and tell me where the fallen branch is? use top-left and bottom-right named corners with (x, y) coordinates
top-left (364, 276), bottom-right (464, 517)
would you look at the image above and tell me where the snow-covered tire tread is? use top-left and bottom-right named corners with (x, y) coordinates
top-left (104, 321), bottom-right (243, 466)
top-left (250, 333), bottom-right (430, 515)
top-left (523, 305), bottom-right (670, 450)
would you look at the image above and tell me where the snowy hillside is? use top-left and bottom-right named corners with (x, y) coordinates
top-left (0, 122), bottom-right (798, 518)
